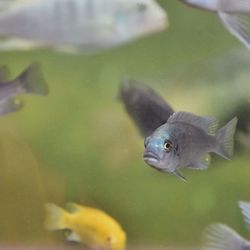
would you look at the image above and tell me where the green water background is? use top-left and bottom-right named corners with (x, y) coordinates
top-left (0, 0), bottom-right (249, 247)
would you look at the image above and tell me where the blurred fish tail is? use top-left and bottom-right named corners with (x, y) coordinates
top-left (16, 62), bottom-right (49, 95)
top-left (214, 117), bottom-right (237, 159)
top-left (45, 203), bottom-right (68, 231)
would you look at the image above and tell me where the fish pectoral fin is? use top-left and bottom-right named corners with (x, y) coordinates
top-left (66, 231), bottom-right (82, 243)
top-left (0, 98), bottom-right (23, 116)
top-left (172, 170), bottom-right (187, 182)
top-left (187, 154), bottom-right (210, 170)
top-left (218, 12), bottom-right (250, 50)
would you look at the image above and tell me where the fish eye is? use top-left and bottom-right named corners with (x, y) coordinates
top-left (136, 2), bottom-right (147, 13)
top-left (107, 236), bottom-right (113, 243)
top-left (163, 140), bottom-right (172, 152)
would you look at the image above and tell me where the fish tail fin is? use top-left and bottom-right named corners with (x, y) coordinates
top-left (202, 223), bottom-right (250, 250)
top-left (214, 117), bottom-right (238, 159)
top-left (16, 62), bottom-right (49, 96)
top-left (45, 203), bottom-right (68, 231)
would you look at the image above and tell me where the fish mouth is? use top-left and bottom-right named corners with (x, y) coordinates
top-left (147, 16), bottom-right (168, 33)
top-left (143, 151), bottom-right (160, 167)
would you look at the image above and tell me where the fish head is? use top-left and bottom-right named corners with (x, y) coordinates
top-left (115, 0), bottom-right (168, 41)
top-left (143, 123), bottom-right (179, 173)
top-left (103, 228), bottom-right (126, 250)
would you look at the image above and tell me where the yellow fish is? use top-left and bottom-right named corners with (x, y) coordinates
top-left (45, 203), bottom-right (126, 250)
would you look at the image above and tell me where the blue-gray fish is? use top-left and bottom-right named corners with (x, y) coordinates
top-left (178, 0), bottom-right (250, 50)
top-left (0, 62), bottom-right (48, 116)
top-left (119, 79), bottom-right (174, 137)
top-left (202, 201), bottom-right (250, 250)
top-left (0, 0), bottom-right (167, 53)
top-left (144, 111), bottom-right (237, 181)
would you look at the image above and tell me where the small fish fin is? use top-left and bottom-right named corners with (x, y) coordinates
top-left (0, 98), bottom-right (23, 116)
top-left (172, 169), bottom-right (187, 182)
top-left (187, 154), bottom-right (211, 170)
top-left (66, 231), bottom-right (82, 243)
top-left (167, 112), bottom-right (218, 134)
top-left (44, 203), bottom-right (68, 231)
top-left (66, 203), bottom-right (82, 213)
top-left (218, 12), bottom-right (250, 50)
top-left (239, 201), bottom-right (250, 231)
top-left (202, 223), bottom-right (250, 250)
top-left (16, 62), bottom-right (49, 96)
top-left (0, 65), bottom-right (9, 81)
top-left (215, 117), bottom-right (238, 159)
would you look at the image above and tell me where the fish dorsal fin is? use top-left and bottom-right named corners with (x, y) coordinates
top-left (66, 203), bottom-right (82, 213)
top-left (167, 111), bottom-right (219, 134)
top-left (202, 223), bottom-right (250, 250)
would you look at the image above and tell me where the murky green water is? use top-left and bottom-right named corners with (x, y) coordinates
top-left (0, 1), bottom-right (249, 248)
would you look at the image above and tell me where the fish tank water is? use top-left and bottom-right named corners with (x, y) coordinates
top-left (0, 1), bottom-right (249, 250)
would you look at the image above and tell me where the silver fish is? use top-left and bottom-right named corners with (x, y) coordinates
top-left (178, 0), bottom-right (250, 50)
top-left (202, 201), bottom-right (250, 250)
top-left (0, 62), bottom-right (48, 116)
top-left (0, 0), bottom-right (168, 53)
top-left (143, 111), bottom-right (237, 181)
top-left (119, 79), bottom-right (174, 137)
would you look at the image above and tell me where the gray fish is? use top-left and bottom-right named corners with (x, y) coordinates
top-left (119, 79), bottom-right (174, 137)
top-left (0, 0), bottom-right (168, 53)
top-left (0, 62), bottom-right (48, 116)
top-left (202, 202), bottom-right (250, 250)
top-left (143, 111), bottom-right (237, 181)
top-left (178, 0), bottom-right (250, 50)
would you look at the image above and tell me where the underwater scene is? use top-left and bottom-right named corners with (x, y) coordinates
top-left (0, 0), bottom-right (249, 250)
